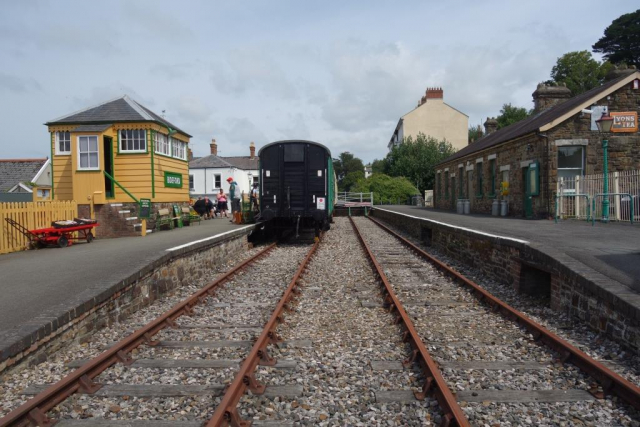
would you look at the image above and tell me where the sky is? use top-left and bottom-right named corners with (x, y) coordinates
top-left (0, 0), bottom-right (636, 163)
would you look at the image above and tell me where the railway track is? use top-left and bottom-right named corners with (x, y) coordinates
top-left (2, 217), bottom-right (639, 426)
top-left (351, 215), bottom-right (640, 426)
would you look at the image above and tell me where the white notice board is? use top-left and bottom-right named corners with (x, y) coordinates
top-left (317, 197), bottom-right (326, 210)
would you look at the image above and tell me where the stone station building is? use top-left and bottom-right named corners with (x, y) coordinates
top-left (433, 70), bottom-right (640, 218)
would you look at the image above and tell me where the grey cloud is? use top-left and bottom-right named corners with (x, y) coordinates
top-left (0, 72), bottom-right (42, 93)
top-left (215, 118), bottom-right (268, 156)
top-left (277, 113), bottom-right (310, 140)
top-left (151, 63), bottom-right (191, 80)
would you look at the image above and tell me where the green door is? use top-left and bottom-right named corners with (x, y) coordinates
top-left (524, 161), bottom-right (539, 219)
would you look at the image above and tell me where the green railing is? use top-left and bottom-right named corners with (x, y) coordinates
top-left (555, 194), bottom-right (591, 223)
top-left (592, 193), bottom-right (634, 225)
top-left (103, 171), bottom-right (139, 204)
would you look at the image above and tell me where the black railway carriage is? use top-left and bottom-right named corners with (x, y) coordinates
top-left (258, 140), bottom-right (336, 236)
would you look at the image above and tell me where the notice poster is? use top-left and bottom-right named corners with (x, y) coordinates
top-left (317, 197), bottom-right (326, 210)
top-left (611, 112), bottom-right (638, 133)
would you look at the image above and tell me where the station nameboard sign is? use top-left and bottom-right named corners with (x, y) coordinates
top-left (611, 112), bottom-right (638, 133)
top-left (164, 172), bottom-right (183, 188)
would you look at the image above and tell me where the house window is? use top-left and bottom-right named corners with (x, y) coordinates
top-left (558, 146), bottom-right (584, 181)
top-left (444, 171), bottom-right (449, 199)
top-left (154, 132), bottom-right (170, 156)
top-left (171, 137), bottom-right (186, 160)
top-left (476, 162), bottom-right (483, 197)
top-left (489, 159), bottom-right (496, 197)
top-left (436, 173), bottom-right (441, 200)
top-left (189, 174), bottom-right (194, 191)
top-left (213, 174), bottom-right (221, 189)
top-left (120, 129), bottom-right (146, 152)
top-left (458, 166), bottom-right (464, 198)
top-left (78, 136), bottom-right (99, 170)
top-left (56, 131), bottom-right (71, 154)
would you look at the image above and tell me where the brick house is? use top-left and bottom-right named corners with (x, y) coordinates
top-left (433, 69), bottom-right (640, 219)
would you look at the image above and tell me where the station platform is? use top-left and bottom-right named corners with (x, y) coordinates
top-left (0, 219), bottom-right (254, 366)
top-left (374, 206), bottom-right (640, 293)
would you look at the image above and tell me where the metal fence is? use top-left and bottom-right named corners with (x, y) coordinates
top-left (336, 192), bottom-right (374, 207)
top-left (557, 170), bottom-right (640, 222)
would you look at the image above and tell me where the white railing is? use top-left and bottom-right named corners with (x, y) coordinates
top-left (336, 192), bottom-right (374, 207)
top-left (557, 170), bottom-right (640, 222)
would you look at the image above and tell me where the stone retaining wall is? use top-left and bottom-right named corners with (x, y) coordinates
top-left (371, 208), bottom-right (639, 352)
top-left (0, 230), bottom-right (251, 374)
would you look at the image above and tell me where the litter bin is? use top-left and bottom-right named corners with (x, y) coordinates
top-left (457, 199), bottom-right (464, 214)
top-left (491, 199), bottom-right (500, 216)
top-left (500, 200), bottom-right (508, 216)
top-left (463, 200), bottom-right (470, 215)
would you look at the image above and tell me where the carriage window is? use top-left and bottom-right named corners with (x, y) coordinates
top-left (284, 144), bottom-right (304, 162)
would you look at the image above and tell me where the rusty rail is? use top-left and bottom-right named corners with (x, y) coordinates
top-left (349, 216), bottom-right (470, 427)
top-left (0, 243), bottom-right (277, 427)
top-left (207, 239), bottom-right (320, 427)
top-left (367, 215), bottom-right (640, 410)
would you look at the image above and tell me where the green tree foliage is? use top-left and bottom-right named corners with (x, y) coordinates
top-left (468, 125), bottom-right (483, 143)
top-left (550, 51), bottom-right (611, 95)
top-left (333, 152), bottom-right (364, 192)
top-left (370, 158), bottom-right (386, 175)
top-left (351, 174), bottom-right (418, 205)
top-left (593, 9), bottom-right (640, 66)
top-left (384, 133), bottom-right (456, 194)
top-left (496, 104), bottom-right (531, 129)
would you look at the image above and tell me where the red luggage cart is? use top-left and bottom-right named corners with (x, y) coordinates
top-left (4, 218), bottom-right (99, 248)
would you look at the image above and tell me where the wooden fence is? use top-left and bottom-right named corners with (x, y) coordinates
top-left (0, 200), bottom-right (78, 254)
top-left (557, 170), bottom-right (640, 222)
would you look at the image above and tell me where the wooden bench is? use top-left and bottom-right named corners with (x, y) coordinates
top-left (155, 208), bottom-right (175, 231)
top-left (182, 206), bottom-right (201, 226)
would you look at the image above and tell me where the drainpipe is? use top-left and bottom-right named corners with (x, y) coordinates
top-left (538, 133), bottom-right (551, 218)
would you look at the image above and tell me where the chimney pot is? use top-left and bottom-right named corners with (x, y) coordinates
top-left (484, 117), bottom-right (498, 135)
top-left (426, 87), bottom-right (444, 100)
top-left (210, 138), bottom-right (218, 156)
top-left (250, 141), bottom-right (255, 159)
top-left (532, 84), bottom-right (571, 112)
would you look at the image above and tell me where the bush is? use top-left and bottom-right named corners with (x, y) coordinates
top-left (352, 174), bottom-right (418, 205)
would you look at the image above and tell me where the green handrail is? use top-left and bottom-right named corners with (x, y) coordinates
top-left (554, 194), bottom-right (591, 223)
top-left (591, 193), bottom-right (634, 225)
top-left (103, 171), bottom-right (139, 204)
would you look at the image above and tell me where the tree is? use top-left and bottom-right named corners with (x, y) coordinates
top-left (468, 125), bottom-right (483, 143)
top-left (550, 51), bottom-right (611, 95)
top-left (593, 9), bottom-right (640, 66)
top-left (333, 152), bottom-right (364, 192)
top-left (370, 158), bottom-right (386, 175)
top-left (351, 174), bottom-right (418, 205)
top-left (384, 133), bottom-right (456, 195)
top-left (496, 104), bottom-right (530, 129)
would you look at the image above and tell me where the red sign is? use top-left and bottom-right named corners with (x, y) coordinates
top-left (611, 112), bottom-right (638, 133)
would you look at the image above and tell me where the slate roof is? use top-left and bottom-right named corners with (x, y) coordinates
top-left (189, 155), bottom-right (233, 169)
top-left (73, 124), bottom-right (113, 132)
top-left (222, 156), bottom-right (259, 170)
top-left (438, 71), bottom-right (640, 166)
top-left (45, 95), bottom-right (191, 137)
top-left (0, 159), bottom-right (48, 192)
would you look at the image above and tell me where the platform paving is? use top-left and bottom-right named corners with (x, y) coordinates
top-left (376, 206), bottom-right (640, 293)
top-left (0, 219), bottom-right (252, 357)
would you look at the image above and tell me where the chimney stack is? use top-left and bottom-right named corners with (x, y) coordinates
top-left (419, 87), bottom-right (444, 106)
top-left (210, 139), bottom-right (218, 156)
top-left (532, 83), bottom-right (571, 113)
top-left (188, 148), bottom-right (193, 161)
top-left (249, 141), bottom-right (255, 159)
top-left (484, 117), bottom-right (498, 135)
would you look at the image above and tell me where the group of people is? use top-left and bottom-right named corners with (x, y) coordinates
top-left (192, 177), bottom-right (259, 222)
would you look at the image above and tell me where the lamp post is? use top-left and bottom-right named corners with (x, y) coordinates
top-left (595, 112), bottom-right (614, 222)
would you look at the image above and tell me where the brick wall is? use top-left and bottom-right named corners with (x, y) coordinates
top-left (371, 208), bottom-right (639, 352)
top-left (434, 80), bottom-right (640, 218)
top-left (0, 230), bottom-right (251, 373)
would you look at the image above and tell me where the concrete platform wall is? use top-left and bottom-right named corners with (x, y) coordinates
top-left (371, 208), bottom-right (639, 353)
top-left (0, 230), bottom-right (251, 374)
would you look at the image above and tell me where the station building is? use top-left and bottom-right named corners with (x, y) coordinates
top-left (433, 69), bottom-right (640, 218)
top-left (45, 95), bottom-right (192, 236)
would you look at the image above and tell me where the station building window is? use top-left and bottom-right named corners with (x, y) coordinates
top-left (476, 162), bottom-right (483, 197)
top-left (558, 146), bottom-right (584, 180)
top-left (489, 159), bottom-right (496, 197)
top-left (120, 129), bottom-right (146, 152)
top-left (444, 171), bottom-right (449, 199)
top-left (56, 131), bottom-right (71, 155)
top-left (458, 166), bottom-right (464, 198)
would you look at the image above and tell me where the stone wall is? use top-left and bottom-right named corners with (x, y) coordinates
top-left (0, 229), bottom-right (251, 373)
top-left (371, 208), bottom-right (639, 352)
top-left (434, 80), bottom-right (640, 218)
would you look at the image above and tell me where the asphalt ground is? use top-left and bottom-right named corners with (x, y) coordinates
top-left (0, 219), bottom-right (251, 342)
top-left (376, 205), bottom-right (640, 293)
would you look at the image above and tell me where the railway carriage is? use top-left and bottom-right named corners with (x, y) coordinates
top-left (258, 140), bottom-right (336, 237)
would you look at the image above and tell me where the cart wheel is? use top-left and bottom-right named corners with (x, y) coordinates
top-left (57, 235), bottom-right (69, 248)
top-left (30, 240), bottom-right (43, 250)
top-left (86, 232), bottom-right (94, 243)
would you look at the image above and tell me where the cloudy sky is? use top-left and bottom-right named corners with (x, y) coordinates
top-left (0, 1), bottom-right (635, 162)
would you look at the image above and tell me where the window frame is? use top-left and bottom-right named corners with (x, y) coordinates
top-left (154, 131), bottom-right (171, 157)
top-left (458, 166), bottom-right (464, 198)
top-left (189, 174), bottom-right (194, 191)
top-left (444, 170), bottom-right (449, 199)
top-left (213, 174), bottom-right (221, 190)
top-left (171, 137), bottom-right (187, 161)
top-left (476, 162), bottom-right (483, 198)
top-left (55, 131), bottom-right (71, 155)
top-left (557, 146), bottom-right (585, 181)
top-left (436, 172), bottom-right (441, 201)
top-left (119, 129), bottom-right (147, 153)
top-left (77, 135), bottom-right (100, 171)
top-left (488, 159), bottom-right (496, 197)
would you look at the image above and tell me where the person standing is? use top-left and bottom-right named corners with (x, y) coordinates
top-left (250, 183), bottom-right (259, 212)
top-left (227, 177), bottom-right (241, 223)
top-left (217, 189), bottom-right (229, 218)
